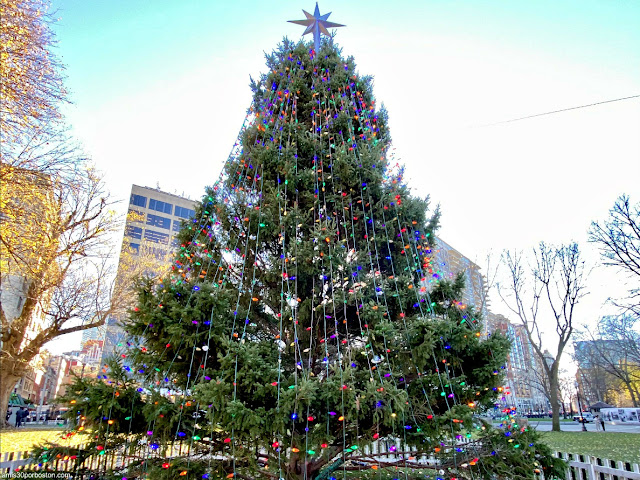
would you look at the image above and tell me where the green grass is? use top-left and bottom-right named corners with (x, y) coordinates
top-left (0, 426), bottom-right (88, 454)
top-left (541, 431), bottom-right (640, 463)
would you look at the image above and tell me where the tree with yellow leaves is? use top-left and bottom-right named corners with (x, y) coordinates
top-left (0, 165), bottom-right (123, 428)
top-left (0, 0), bottom-right (132, 426)
top-left (0, 0), bottom-right (66, 143)
top-left (1, 0), bottom-right (81, 197)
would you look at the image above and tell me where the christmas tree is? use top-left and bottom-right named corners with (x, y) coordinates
top-left (37, 7), bottom-right (564, 480)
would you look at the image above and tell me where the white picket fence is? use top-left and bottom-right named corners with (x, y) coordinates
top-left (2, 442), bottom-right (640, 479)
top-left (360, 436), bottom-right (471, 466)
top-left (540, 452), bottom-right (640, 480)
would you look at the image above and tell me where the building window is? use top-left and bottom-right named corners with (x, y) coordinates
top-left (129, 243), bottom-right (140, 253)
top-left (174, 206), bottom-right (195, 219)
top-left (130, 194), bottom-right (147, 208)
top-left (149, 198), bottom-right (173, 214)
top-left (144, 229), bottom-right (170, 244)
top-left (172, 219), bottom-right (183, 232)
top-left (147, 213), bottom-right (171, 230)
top-left (128, 209), bottom-right (145, 222)
top-left (125, 225), bottom-right (143, 240)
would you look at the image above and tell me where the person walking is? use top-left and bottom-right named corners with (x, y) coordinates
top-left (600, 416), bottom-right (606, 432)
top-left (595, 415), bottom-right (602, 431)
top-left (15, 407), bottom-right (24, 427)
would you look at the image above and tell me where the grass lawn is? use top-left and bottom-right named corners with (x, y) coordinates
top-left (0, 426), bottom-right (88, 454)
top-left (541, 431), bottom-right (640, 463)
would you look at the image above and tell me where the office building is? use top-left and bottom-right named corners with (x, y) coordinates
top-left (100, 185), bottom-right (197, 362)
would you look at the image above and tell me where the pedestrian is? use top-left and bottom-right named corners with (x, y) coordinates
top-left (595, 415), bottom-right (601, 431)
top-left (15, 407), bottom-right (24, 427)
top-left (600, 416), bottom-right (606, 432)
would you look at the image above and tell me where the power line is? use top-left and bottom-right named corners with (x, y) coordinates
top-left (479, 94), bottom-right (640, 127)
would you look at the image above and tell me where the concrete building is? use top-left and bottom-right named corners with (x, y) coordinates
top-left (431, 237), bottom-right (488, 317)
top-left (99, 185), bottom-right (197, 362)
top-left (80, 339), bottom-right (104, 366)
top-left (486, 313), bottom-right (549, 413)
top-left (574, 338), bottom-right (637, 407)
top-left (45, 355), bottom-right (70, 401)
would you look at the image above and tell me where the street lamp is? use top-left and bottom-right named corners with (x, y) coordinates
top-left (574, 382), bottom-right (587, 432)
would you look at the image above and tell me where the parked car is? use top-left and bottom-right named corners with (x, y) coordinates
top-left (572, 413), bottom-right (594, 423)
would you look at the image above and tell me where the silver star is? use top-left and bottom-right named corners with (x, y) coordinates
top-left (288, 3), bottom-right (345, 51)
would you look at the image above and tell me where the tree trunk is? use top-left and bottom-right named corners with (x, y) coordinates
top-left (624, 380), bottom-right (639, 407)
top-left (549, 367), bottom-right (561, 432)
top-left (0, 370), bottom-right (21, 429)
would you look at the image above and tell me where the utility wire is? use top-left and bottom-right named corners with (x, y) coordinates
top-left (479, 94), bottom-right (640, 127)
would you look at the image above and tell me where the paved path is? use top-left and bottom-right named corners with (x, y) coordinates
top-left (515, 421), bottom-right (640, 433)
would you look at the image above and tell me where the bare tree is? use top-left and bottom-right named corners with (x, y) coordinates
top-left (577, 315), bottom-right (640, 407)
top-left (498, 242), bottom-right (589, 431)
top-left (574, 353), bottom-right (618, 406)
top-left (589, 195), bottom-right (640, 315)
top-left (0, 166), bottom-right (122, 427)
top-left (557, 371), bottom-right (576, 418)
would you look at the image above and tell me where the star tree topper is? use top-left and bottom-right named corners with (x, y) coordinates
top-left (288, 3), bottom-right (345, 51)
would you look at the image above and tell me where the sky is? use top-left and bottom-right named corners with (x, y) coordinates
top-left (45, 0), bottom-right (640, 354)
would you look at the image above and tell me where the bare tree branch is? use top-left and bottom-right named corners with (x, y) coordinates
top-left (498, 242), bottom-right (589, 431)
top-left (590, 195), bottom-right (640, 314)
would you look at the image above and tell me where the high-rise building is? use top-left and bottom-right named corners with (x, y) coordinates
top-left (486, 312), bottom-right (549, 413)
top-left (431, 237), bottom-right (488, 316)
top-left (99, 185), bottom-right (197, 362)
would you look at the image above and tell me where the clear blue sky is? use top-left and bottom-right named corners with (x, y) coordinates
top-left (46, 0), bottom-right (640, 352)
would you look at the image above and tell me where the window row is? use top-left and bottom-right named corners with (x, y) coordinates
top-left (174, 205), bottom-right (195, 219)
top-left (129, 194), bottom-right (195, 220)
top-left (130, 194), bottom-right (147, 208)
top-left (127, 243), bottom-right (171, 259)
top-left (144, 229), bottom-right (170, 244)
top-left (149, 198), bottom-right (173, 214)
top-left (128, 216), bottom-right (188, 237)
top-left (147, 213), bottom-right (171, 229)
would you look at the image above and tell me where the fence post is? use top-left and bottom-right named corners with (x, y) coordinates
top-left (559, 452), bottom-right (571, 480)
top-left (583, 455), bottom-right (596, 480)
top-left (604, 457), bottom-right (613, 480)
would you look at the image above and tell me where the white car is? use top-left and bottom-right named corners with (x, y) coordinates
top-left (572, 413), bottom-right (594, 423)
